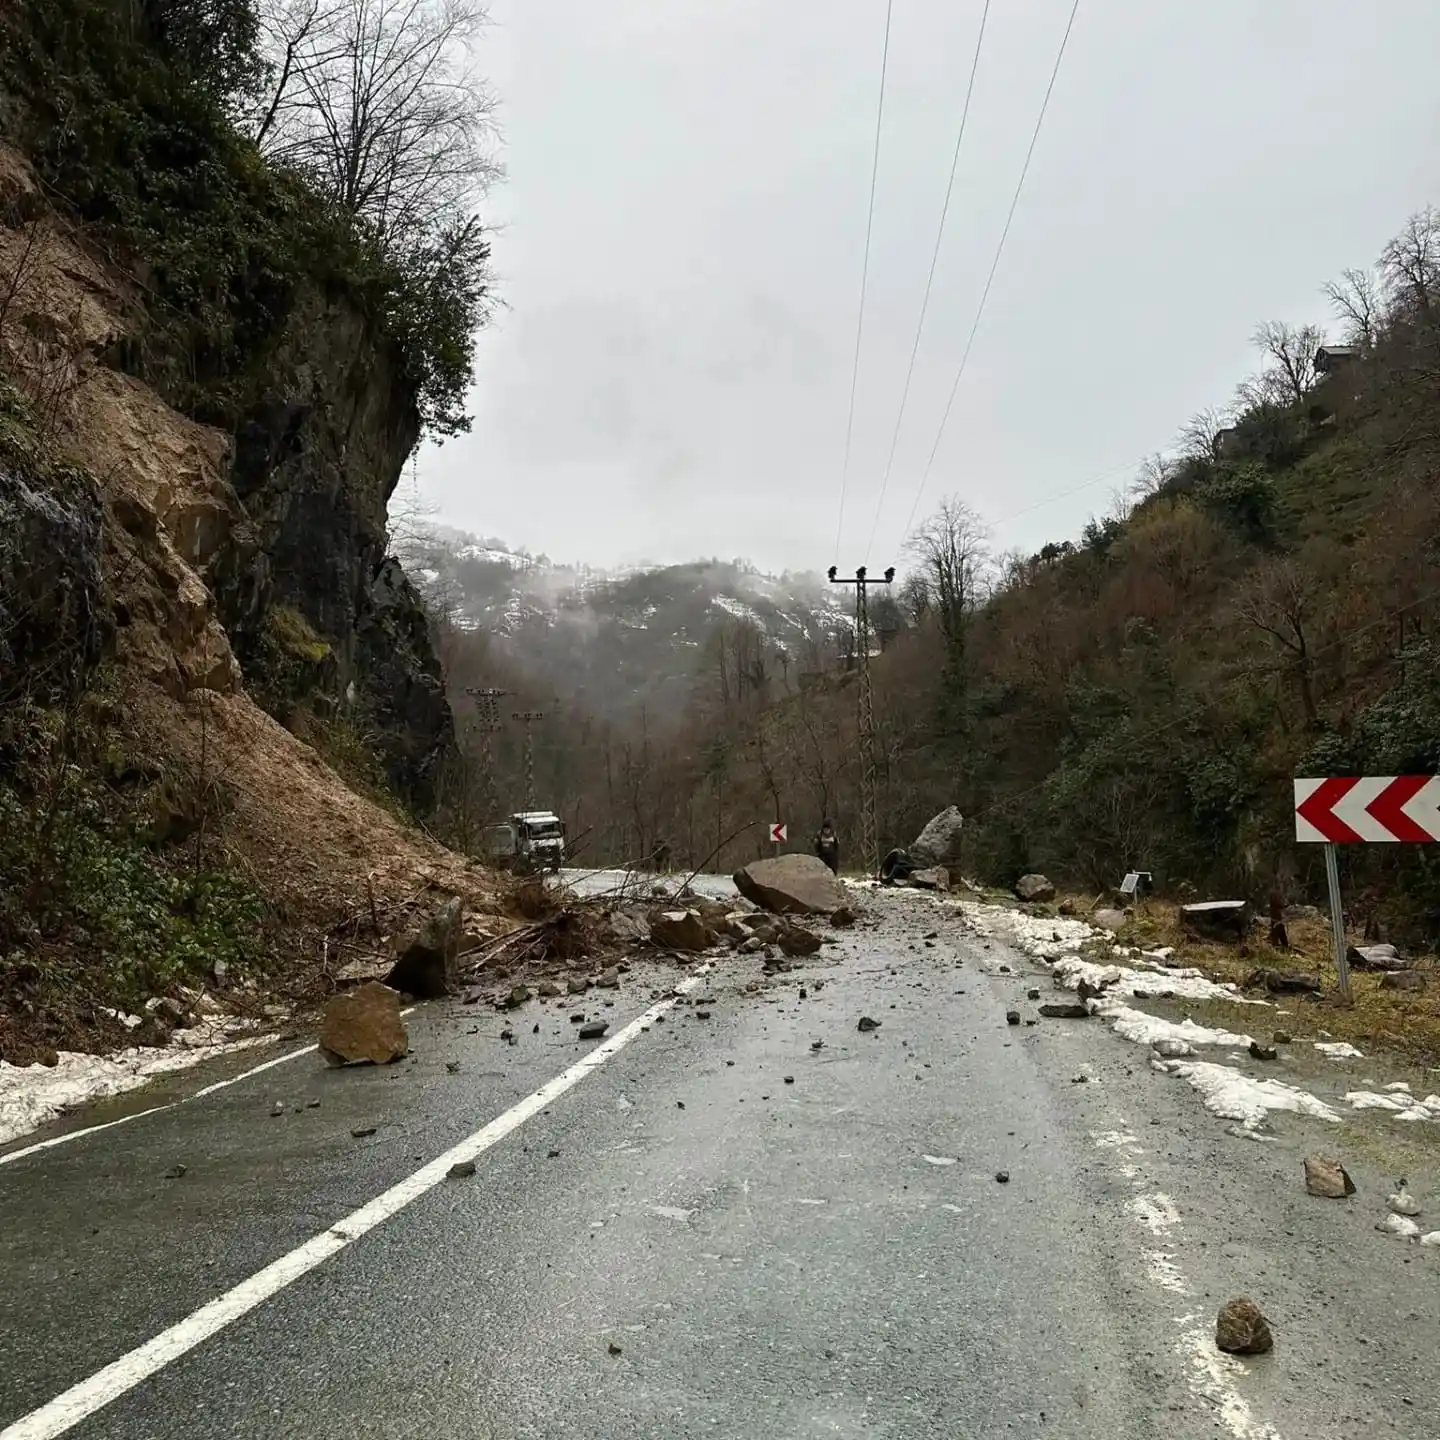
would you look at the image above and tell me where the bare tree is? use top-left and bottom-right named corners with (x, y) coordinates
top-left (251, 0), bottom-right (500, 251)
top-left (898, 571), bottom-right (931, 626)
top-left (1131, 452), bottom-right (1177, 498)
top-left (1176, 407), bottom-right (1230, 464)
top-left (1234, 556), bottom-right (1324, 728)
top-left (1248, 321), bottom-right (1323, 408)
top-left (905, 497), bottom-right (989, 708)
top-left (1379, 206), bottom-right (1440, 320)
top-left (1324, 267), bottom-right (1381, 349)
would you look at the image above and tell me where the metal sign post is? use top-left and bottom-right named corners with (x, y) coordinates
top-left (1294, 775), bottom-right (1440, 1003)
top-left (1322, 842), bottom-right (1351, 1001)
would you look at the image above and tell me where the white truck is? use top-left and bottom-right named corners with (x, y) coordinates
top-left (485, 811), bottom-right (566, 872)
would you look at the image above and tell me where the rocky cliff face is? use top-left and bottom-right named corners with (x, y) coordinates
top-left (215, 286), bottom-right (452, 811)
top-left (0, 142), bottom-right (452, 815)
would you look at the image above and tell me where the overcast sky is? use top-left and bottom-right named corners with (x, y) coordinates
top-left (414, 0), bottom-right (1440, 576)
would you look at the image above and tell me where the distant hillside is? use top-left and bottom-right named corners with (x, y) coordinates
top-left (399, 524), bottom-right (852, 724)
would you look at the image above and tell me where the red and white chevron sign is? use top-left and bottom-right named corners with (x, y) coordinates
top-left (1294, 776), bottom-right (1440, 843)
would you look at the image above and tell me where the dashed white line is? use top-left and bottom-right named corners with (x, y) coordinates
top-left (0, 983), bottom-right (698, 1440)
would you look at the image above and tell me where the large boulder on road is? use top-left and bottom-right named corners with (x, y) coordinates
top-left (319, 983), bottom-right (408, 1065)
top-left (734, 855), bottom-right (847, 915)
top-left (909, 807), bottom-right (965, 869)
top-left (1015, 873), bottom-right (1056, 903)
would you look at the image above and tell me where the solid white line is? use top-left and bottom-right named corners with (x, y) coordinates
top-left (0, 1011), bottom-right (417, 1168)
top-left (0, 1107), bottom-right (172, 1167)
top-left (0, 980), bottom-right (699, 1440)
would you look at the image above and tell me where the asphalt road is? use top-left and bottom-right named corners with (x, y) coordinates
top-left (2, 887), bottom-right (1437, 1439)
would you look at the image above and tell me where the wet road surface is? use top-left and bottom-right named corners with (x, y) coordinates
top-left (2, 888), bottom-right (1436, 1439)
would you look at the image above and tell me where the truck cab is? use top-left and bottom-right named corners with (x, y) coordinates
top-left (486, 811), bottom-right (565, 871)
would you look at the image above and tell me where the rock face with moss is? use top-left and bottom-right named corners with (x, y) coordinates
top-left (0, 0), bottom-right (476, 816)
top-left (216, 296), bottom-right (452, 812)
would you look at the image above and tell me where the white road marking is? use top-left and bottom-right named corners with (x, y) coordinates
top-left (0, 981), bottom-right (699, 1440)
top-left (1092, 1129), bottom-right (1283, 1439)
top-left (0, 1010), bottom-right (417, 1168)
top-left (0, 1106), bottom-right (171, 1167)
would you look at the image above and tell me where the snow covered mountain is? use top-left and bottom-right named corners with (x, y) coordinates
top-left (398, 525), bottom-right (853, 721)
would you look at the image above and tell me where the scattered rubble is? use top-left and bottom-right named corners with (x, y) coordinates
top-left (1014, 874), bottom-right (1056, 903)
top-left (319, 983), bottom-right (408, 1066)
top-left (386, 895), bottom-right (462, 999)
top-left (909, 867), bottom-right (950, 891)
top-left (777, 924), bottom-right (822, 958)
top-left (1248, 1041), bottom-right (1278, 1062)
top-left (857, 1016), bottom-right (881, 1032)
top-left (578, 1020), bottom-right (609, 1040)
top-left (448, 1159), bottom-right (476, 1179)
top-left (1347, 943), bottom-right (1409, 972)
top-left (649, 910), bottom-right (713, 952)
top-left (1381, 971), bottom-right (1426, 991)
top-left (1038, 1002), bottom-right (1090, 1019)
top-left (1215, 1298), bottom-right (1273, 1355)
top-left (1246, 968), bottom-right (1321, 995)
top-left (830, 906), bottom-right (856, 927)
top-left (1303, 1155), bottom-right (1356, 1198)
top-left (1180, 900), bottom-right (1251, 942)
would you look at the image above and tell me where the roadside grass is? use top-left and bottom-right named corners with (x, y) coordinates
top-left (1056, 894), bottom-right (1440, 1068)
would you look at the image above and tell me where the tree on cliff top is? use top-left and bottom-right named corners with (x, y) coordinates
top-left (248, 0), bottom-right (499, 435)
top-left (251, 0), bottom-right (499, 252)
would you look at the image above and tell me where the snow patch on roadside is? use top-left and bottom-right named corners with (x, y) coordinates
top-left (1156, 1060), bottom-right (1340, 1132)
top-left (1054, 956), bottom-right (1257, 1004)
top-left (1315, 1041), bottom-right (1364, 1059)
top-left (1344, 1090), bottom-right (1440, 1122)
top-left (954, 903), bottom-right (1098, 960)
top-left (0, 1031), bottom-right (274, 1148)
top-left (1102, 1004), bottom-right (1253, 1051)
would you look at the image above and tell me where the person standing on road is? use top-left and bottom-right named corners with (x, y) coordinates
top-left (814, 818), bottom-right (840, 875)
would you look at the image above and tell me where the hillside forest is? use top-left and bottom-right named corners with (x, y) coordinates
top-left (416, 207), bottom-right (1440, 944)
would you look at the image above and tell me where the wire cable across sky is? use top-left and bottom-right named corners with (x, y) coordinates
top-left (863, 0), bottom-right (992, 563)
top-left (896, 0), bottom-right (1082, 551)
top-left (832, 0), bottom-right (896, 565)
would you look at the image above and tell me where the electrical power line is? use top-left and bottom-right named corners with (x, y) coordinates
top-left (864, 0), bottom-right (992, 562)
top-left (897, 0), bottom-right (1082, 549)
top-left (833, 0), bottom-right (896, 564)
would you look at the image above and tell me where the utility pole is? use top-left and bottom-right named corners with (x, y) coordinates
top-left (828, 564), bottom-right (894, 879)
top-left (463, 686), bottom-right (509, 823)
top-left (512, 710), bottom-right (546, 813)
